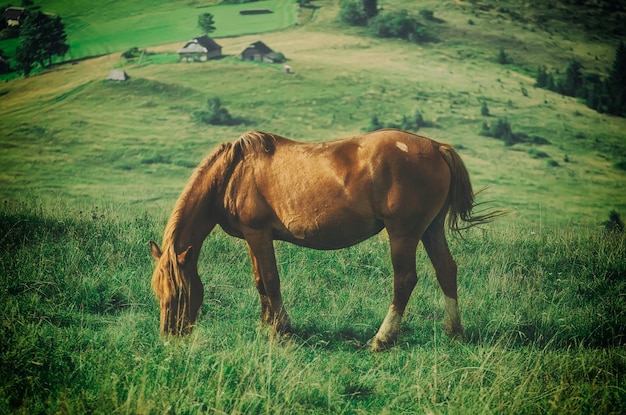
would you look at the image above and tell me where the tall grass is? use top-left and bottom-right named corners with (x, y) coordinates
top-left (1, 201), bottom-right (624, 414)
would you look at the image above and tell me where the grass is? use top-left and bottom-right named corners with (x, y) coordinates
top-left (0, 0), bottom-right (297, 67)
top-left (1, 201), bottom-right (624, 414)
top-left (1, 0), bottom-right (626, 413)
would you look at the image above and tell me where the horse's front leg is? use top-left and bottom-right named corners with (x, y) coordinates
top-left (245, 231), bottom-right (292, 334)
top-left (247, 245), bottom-right (273, 325)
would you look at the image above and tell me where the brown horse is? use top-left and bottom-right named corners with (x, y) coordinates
top-left (149, 129), bottom-right (499, 350)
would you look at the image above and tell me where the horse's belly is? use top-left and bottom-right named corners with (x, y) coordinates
top-left (276, 214), bottom-right (384, 250)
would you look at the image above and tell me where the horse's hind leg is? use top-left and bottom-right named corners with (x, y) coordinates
top-left (370, 233), bottom-right (420, 351)
top-left (421, 217), bottom-right (464, 339)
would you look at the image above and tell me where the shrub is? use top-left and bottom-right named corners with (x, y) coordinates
top-left (613, 159), bottom-right (626, 171)
top-left (498, 48), bottom-right (510, 64)
top-left (480, 118), bottom-right (515, 145)
top-left (365, 110), bottom-right (431, 132)
top-left (546, 158), bottom-right (560, 167)
top-left (603, 210), bottom-right (625, 233)
top-left (480, 101), bottom-right (490, 116)
top-left (528, 149), bottom-right (550, 159)
top-left (365, 115), bottom-right (384, 132)
top-left (121, 47), bottom-right (142, 59)
top-left (339, 0), bottom-right (368, 26)
top-left (368, 9), bottom-right (429, 42)
top-left (192, 96), bottom-right (236, 125)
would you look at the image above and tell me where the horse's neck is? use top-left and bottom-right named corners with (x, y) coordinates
top-left (168, 179), bottom-right (218, 260)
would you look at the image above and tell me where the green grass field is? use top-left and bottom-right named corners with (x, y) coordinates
top-left (1, 201), bottom-right (624, 414)
top-left (0, 0), bottom-right (296, 63)
top-left (1, 0), bottom-right (625, 413)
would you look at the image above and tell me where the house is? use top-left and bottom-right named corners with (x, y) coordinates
top-left (3, 6), bottom-right (27, 26)
top-left (177, 35), bottom-right (222, 62)
top-left (241, 41), bottom-right (281, 63)
top-left (108, 69), bottom-right (129, 81)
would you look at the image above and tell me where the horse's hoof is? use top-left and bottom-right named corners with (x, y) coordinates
top-left (444, 324), bottom-right (464, 341)
top-left (367, 336), bottom-right (395, 352)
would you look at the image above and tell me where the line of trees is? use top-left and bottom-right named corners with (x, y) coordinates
top-left (535, 42), bottom-right (626, 117)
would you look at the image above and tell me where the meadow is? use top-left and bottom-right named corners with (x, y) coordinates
top-left (1, 201), bottom-right (624, 414)
top-left (0, 0), bottom-right (297, 63)
top-left (1, 0), bottom-right (625, 413)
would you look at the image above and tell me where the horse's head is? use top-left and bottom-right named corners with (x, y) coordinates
top-left (149, 241), bottom-right (204, 336)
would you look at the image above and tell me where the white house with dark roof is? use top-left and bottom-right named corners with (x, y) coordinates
top-left (177, 35), bottom-right (222, 62)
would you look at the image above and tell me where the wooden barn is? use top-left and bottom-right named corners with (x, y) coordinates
top-left (241, 41), bottom-right (281, 63)
top-left (177, 36), bottom-right (222, 62)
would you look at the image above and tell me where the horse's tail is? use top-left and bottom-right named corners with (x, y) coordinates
top-left (438, 144), bottom-right (505, 233)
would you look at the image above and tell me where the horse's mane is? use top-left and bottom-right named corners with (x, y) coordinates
top-left (155, 131), bottom-right (280, 292)
top-left (153, 142), bottom-right (234, 296)
top-left (233, 130), bottom-right (279, 156)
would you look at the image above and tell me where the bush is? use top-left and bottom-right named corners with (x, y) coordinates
top-left (365, 110), bottom-right (431, 132)
top-left (192, 96), bottom-right (236, 126)
top-left (528, 149), bottom-right (550, 159)
top-left (603, 210), bottom-right (625, 233)
top-left (368, 9), bottom-right (429, 42)
top-left (480, 118), bottom-right (516, 145)
top-left (481, 101), bottom-right (490, 116)
top-left (121, 47), bottom-right (144, 59)
top-left (365, 115), bottom-right (384, 132)
top-left (498, 48), bottom-right (510, 65)
top-left (339, 0), bottom-right (368, 26)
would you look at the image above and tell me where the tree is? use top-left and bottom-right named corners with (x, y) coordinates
top-left (339, 0), bottom-right (368, 26)
top-left (198, 13), bottom-right (216, 35)
top-left (15, 11), bottom-right (69, 75)
top-left (362, 0), bottom-right (378, 18)
top-left (497, 48), bottom-right (509, 65)
top-left (192, 96), bottom-right (235, 125)
top-left (606, 41), bottom-right (626, 116)
top-left (368, 9), bottom-right (422, 41)
top-left (558, 59), bottom-right (583, 97)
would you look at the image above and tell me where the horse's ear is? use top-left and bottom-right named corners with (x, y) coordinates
top-left (177, 246), bottom-right (193, 266)
top-left (149, 241), bottom-right (162, 261)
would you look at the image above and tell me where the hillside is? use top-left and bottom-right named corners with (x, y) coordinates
top-left (1, 2), bottom-right (625, 414)
top-left (0, 0), bottom-right (625, 226)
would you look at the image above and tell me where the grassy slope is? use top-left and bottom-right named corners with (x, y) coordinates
top-left (1, 202), bottom-right (624, 414)
top-left (1, 0), bottom-right (625, 225)
top-left (0, 0), bottom-right (296, 61)
top-left (0, 2), bottom-right (626, 412)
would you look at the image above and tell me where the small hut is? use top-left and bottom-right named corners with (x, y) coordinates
top-left (108, 69), bottom-right (129, 81)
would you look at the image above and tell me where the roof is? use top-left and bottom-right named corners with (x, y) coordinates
top-left (178, 35), bottom-right (221, 54)
top-left (177, 43), bottom-right (208, 54)
top-left (243, 41), bottom-right (274, 55)
top-left (3, 7), bottom-right (26, 20)
top-left (108, 69), bottom-right (129, 81)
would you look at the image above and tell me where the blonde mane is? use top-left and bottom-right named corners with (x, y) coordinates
top-left (152, 131), bottom-right (279, 295)
top-left (233, 130), bottom-right (279, 156)
top-left (152, 142), bottom-right (233, 296)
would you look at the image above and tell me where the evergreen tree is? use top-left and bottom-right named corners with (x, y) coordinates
top-left (535, 65), bottom-right (548, 88)
top-left (606, 41), bottom-right (626, 116)
top-left (558, 59), bottom-right (583, 97)
top-left (198, 13), bottom-right (216, 35)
